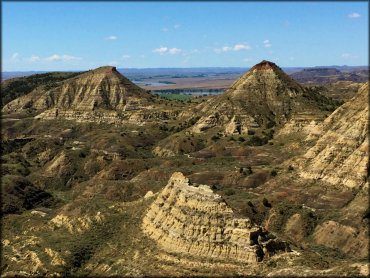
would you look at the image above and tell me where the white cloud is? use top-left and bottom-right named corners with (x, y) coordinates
top-left (341, 53), bottom-right (358, 59)
top-left (174, 24), bottom-right (180, 29)
top-left (233, 44), bottom-right (251, 51)
top-left (263, 40), bottom-right (272, 48)
top-left (222, 46), bottom-right (232, 52)
top-left (106, 35), bottom-right (117, 40)
top-left (11, 53), bottom-right (20, 60)
top-left (152, 46), bottom-right (182, 55)
top-left (161, 27), bottom-right (169, 32)
top-left (214, 43), bottom-right (251, 53)
top-left (108, 61), bottom-right (118, 66)
top-left (347, 12), bottom-right (360, 18)
top-left (45, 54), bottom-right (82, 62)
top-left (122, 55), bottom-right (130, 60)
top-left (153, 46), bottom-right (168, 54)
top-left (169, 48), bottom-right (182, 55)
top-left (28, 55), bottom-right (40, 62)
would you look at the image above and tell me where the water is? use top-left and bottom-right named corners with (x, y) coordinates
top-left (182, 91), bottom-right (222, 95)
top-left (132, 80), bottom-right (171, 86)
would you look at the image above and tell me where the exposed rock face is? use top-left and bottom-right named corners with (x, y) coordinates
top-left (299, 82), bottom-right (369, 188)
top-left (313, 220), bottom-right (368, 258)
top-left (191, 60), bottom-right (325, 135)
top-left (2, 66), bottom-right (152, 115)
top-left (142, 172), bottom-right (289, 263)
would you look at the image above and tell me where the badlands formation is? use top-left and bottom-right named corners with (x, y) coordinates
top-left (1, 61), bottom-right (368, 276)
top-left (143, 172), bottom-right (289, 263)
top-left (300, 82), bottom-right (369, 188)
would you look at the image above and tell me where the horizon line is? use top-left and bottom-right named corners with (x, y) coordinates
top-left (2, 64), bottom-right (369, 73)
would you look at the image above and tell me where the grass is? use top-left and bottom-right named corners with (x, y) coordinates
top-left (155, 93), bottom-right (194, 100)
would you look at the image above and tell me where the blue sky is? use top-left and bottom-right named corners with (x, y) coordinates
top-left (2, 1), bottom-right (368, 71)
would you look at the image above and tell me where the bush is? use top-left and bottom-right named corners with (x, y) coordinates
top-left (211, 135), bottom-right (220, 141)
top-left (271, 170), bottom-right (277, 177)
top-left (246, 166), bottom-right (253, 174)
top-left (245, 135), bottom-right (268, 146)
top-left (159, 125), bottom-right (168, 131)
top-left (288, 165), bottom-right (294, 171)
top-left (248, 130), bottom-right (255, 135)
top-left (238, 136), bottom-right (245, 142)
top-left (363, 208), bottom-right (370, 219)
top-left (224, 189), bottom-right (235, 196)
top-left (266, 120), bottom-right (276, 129)
top-left (263, 197), bottom-right (272, 208)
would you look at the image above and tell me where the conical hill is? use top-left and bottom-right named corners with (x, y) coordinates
top-left (192, 60), bottom-right (337, 134)
top-left (2, 66), bottom-right (152, 113)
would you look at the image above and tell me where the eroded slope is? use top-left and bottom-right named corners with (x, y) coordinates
top-left (142, 172), bottom-right (289, 263)
top-left (299, 81), bottom-right (369, 188)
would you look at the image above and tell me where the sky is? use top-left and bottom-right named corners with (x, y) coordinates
top-left (2, 1), bottom-right (368, 71)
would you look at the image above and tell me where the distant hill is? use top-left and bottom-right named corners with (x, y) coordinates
top-left (1, 71), bottom-right (82, 107)
top-left (2, 66), bottom-right (153, 114)
top-left (192, 60), bottom-right (338, 133)
top-left (153, 60), bottom-right (340, 157)
top-left (290, 67), bottom-right (369, 85)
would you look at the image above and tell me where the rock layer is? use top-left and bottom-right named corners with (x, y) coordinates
top-left (299, 82), bottom-right (369, 188)
top-left (142, 172), bottom-right (289, 263)
top-left (2, 66), bottom-right (152, 114)
top-left (191, 60), bottom-right (326, 135)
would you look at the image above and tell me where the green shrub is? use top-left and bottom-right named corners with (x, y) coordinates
top-left (245, 135), bottom-right (268, 146)
top-left (263, 197), bottom-right (271, 207)
top-left (363, 208), bottom-right (370, 219)
top-left (225, 189), bottom-right (235, 196)
top-left (266, 120), bottom-right (276, 129)
top-left (211, 135), bottom-right (220, 141)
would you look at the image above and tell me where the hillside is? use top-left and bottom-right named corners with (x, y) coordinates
top-left (290, 67), bottom-right (369, 85)
top-left (1, 63), bottom-right (368, 277)
top-left (2, 66), bottom-right (153, 114)
top-left (153, 61), bottom-right (340, 157)
top-left (299, 81), bottom-right (369, 188)
top-left (1, 71), bottom-right (83, 107)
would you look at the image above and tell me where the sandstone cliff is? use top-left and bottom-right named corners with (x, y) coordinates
top-left (299, 82), bottom-right (369, 188)
top-left (142, 172), bottom-right (289, 263)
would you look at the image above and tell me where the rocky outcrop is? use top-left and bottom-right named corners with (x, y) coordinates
top-left (190, 60), bottom-right (328, 135)
top-left (299, 82), bottom-right (369, 188)
top-left (2, 66), bottom-right (153, 114)
top-left (313, 220), bottom-right (368, 258)
top-left (142, 172), bottom-right (289, 263)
